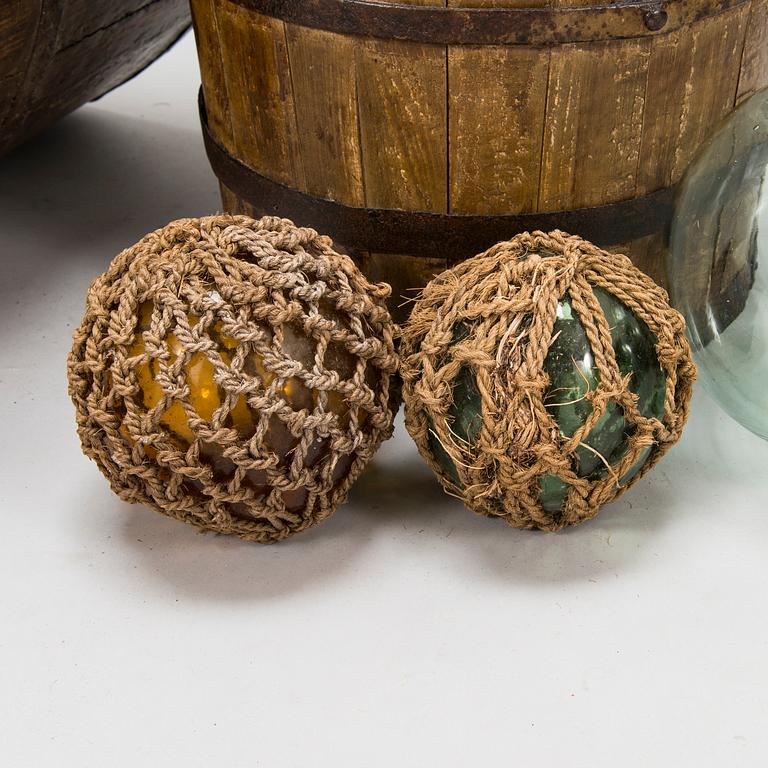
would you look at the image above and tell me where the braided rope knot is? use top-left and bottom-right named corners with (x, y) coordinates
top-left (68, 215), bottom-right (399, 543)
top-left (400, 230), bottom-right (695, 531)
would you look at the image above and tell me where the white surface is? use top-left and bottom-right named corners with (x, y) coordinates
top-left (2, 32), bottom-right (768, 768)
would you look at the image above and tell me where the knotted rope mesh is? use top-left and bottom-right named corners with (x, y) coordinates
top-left (400, 231), bottom-right (696, 531)
top-left (68, 215), bottom-right (398, 543)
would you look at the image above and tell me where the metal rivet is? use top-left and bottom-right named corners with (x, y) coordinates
top-left (643, 8), bottom-right (669, 31)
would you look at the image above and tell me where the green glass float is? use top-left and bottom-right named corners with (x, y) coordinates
top-left (428, 289), bottom-right (667, 513)
top-left (538, 288), bottom-right (666, 511)
top-left (401, 230), bottom-right (695, 531)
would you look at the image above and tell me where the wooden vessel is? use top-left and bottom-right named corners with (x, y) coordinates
top-left (0, 0), bottom-right (190, 155)
top-left (191, 0), bottom-right (768, 320)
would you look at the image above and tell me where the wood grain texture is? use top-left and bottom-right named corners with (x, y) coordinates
top-left (354, 0), bottom-right (447, 319)
top-left (220, 182), bottom-right (253, 218)
top-left (737, 0), bottom-right (768, 103)
top-left (447, 0), bottom-right (550, 218)
top-left (57, 0), bottom-right (163, 48)
top-left (0, 1), bottom-right (39, 79)
top-left (637, 28), bottom-right (696, 193)
top-left (355, 36), bottom-right (447, 212)
top-left (190, 0), bottom-right (235, 154)
top-left (195, 0), bottom-right (767, 307)
top-left (666, 7), bottom-right (749, 181)
top-left (448, 45), bottom-right (549, 214)
top-left (356, 22), bottom-right (448, 312)
top-left (286, 25), bottom-right (364, 205)
top-left (619, 234), bottom-right (667, 286)
top-left (216, 3), bottom-right (305, 189)
top-left (355, 0), bottom-right (447, 213)
top-left (32, 0), bottom-right (190, 123)
top-left (0, 0), bottom-right (189, 155)
top-left (0, 1), bottom-right (41, 132)
top-left (539, 39), bottom-right (651, 211)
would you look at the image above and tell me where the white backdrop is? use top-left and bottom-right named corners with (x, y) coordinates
top-left (1, 31), bottom-right (767, 768)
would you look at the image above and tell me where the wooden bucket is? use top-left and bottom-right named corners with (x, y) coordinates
top-left (0, 0), bottom-right (190, 156)
top-left (192, 0), bottom-right (768, 320)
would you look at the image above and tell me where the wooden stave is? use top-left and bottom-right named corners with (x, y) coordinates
top-left (191, 0), bottom-right (768, 320)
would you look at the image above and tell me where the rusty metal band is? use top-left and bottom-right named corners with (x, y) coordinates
top-left (200, 94), bottom-right (674, 262)
top-left (228, 0), bottom-right (746, 45)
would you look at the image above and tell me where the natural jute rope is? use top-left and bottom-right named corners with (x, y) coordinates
top-left (400, 231), bottom-right (696, 531)
top-left (68, 215), bottom-right (398, 543)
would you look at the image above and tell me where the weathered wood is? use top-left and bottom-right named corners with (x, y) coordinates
top-left (354, 0), bottom-right (447, 321)
top-left (216, 4), bottom-right (305, 189)
top-left (0, 0), bottom-right (190, 156)
top-left (619, 234), bottom-right (667, 286)
top-left (190, 0), bottom-right (235, 154)
top-left (58, 1), bottom-right (168, 48)
top-left (286, 25), bottom-right (364, 205)
top-left (0, 1), bottom-right (42, 134)
top-left (448, 45), bottom-right (549, 215)
top-left (637, 29), bottom-right (694, 195)
top-left (193, 0), bottom-right (768, 314)
top-left (633, 5), bottom-right (750, 280)
top-left (222, 0), bottom-right (747, 46)
top-left (355, 7), bottom-right (447, 213)
top-left (220, 182), bottom-right (251, 218)
top-left (666, 7), bottom-right (749, 182)
top-left (0, 2), bottom-right (38, 81)
top-left (539, 39), bottom-right (650, 211)
top-left (737, 0), bottom-right (768, 103)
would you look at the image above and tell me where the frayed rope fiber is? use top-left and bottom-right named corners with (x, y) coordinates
top-left (68, 215), bottom-right (399, 543)
top-left (399, 231), bottom-right (696, 531)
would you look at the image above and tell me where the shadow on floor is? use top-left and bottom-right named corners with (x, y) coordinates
top-left (83, 414), bottom-right (709, 603)
top-left (0, 106), bottom-right (221, 261)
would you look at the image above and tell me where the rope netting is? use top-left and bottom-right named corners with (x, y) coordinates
top-left (400, 231), bottom-right (695, 530)
top-left (68, 216), bottom-right (398, 542)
